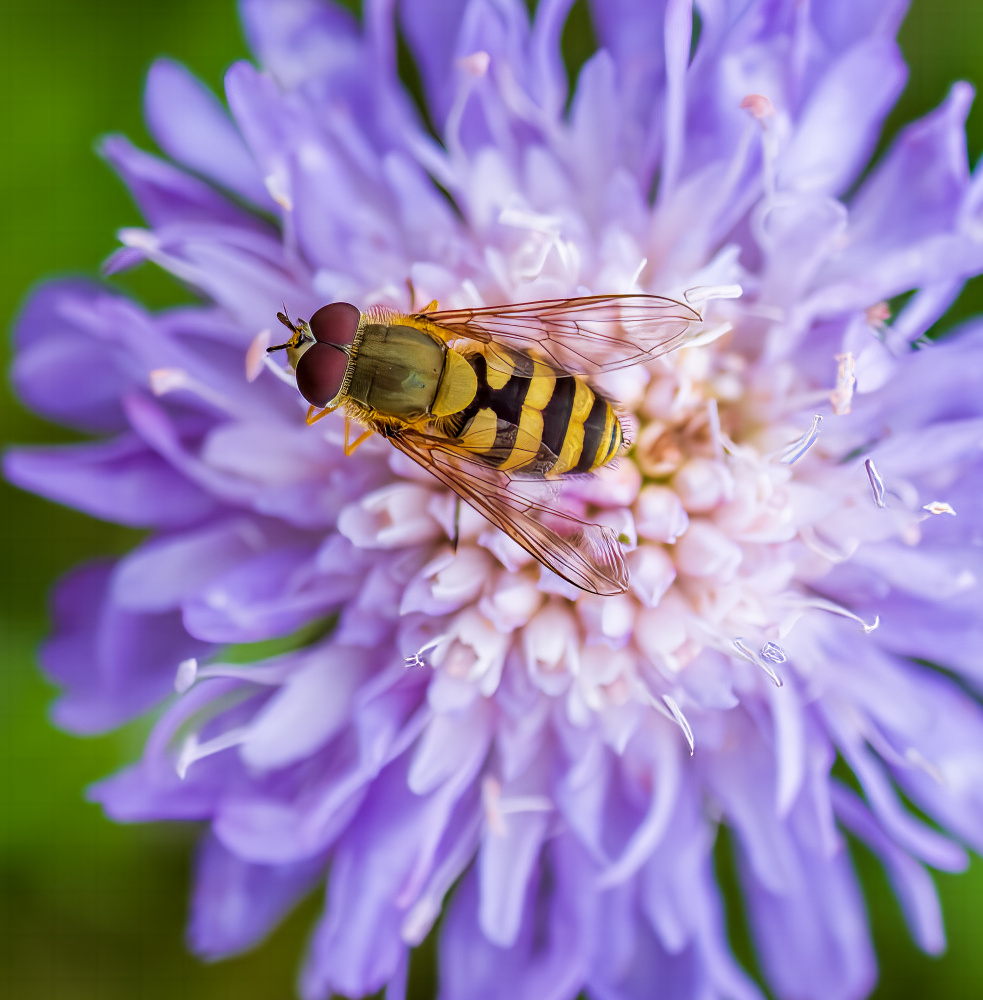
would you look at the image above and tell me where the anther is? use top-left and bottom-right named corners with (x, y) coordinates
top-left (732, 637), bottom-right (784, 688)
top-left (865, 301), bottom-right (891, 327)
top-left (830, 352), bottom-right (856, 416)
top-left (923, 501), bottom-right (956, 516)
top-left (777, 414), bottom-right (822, 465)
top-left (865, 458), bottom-right (886, 508)
top-left (246, 329), bottom-right (271, 382)
top-left (404, 635), bottom-right (446, 669)
top-left (174, 657), bottom-right (198, 694)
top-left (457, 51), bottom-right (490, 76)
top-left (264, 174), bottom-right (292, 211)
top-left (760, 641), bottom-right (788, 665)
top-left (740, 94), bottom-right (775, 121)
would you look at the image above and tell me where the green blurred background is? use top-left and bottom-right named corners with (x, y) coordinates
top-left (2, 1), bottom-right (983, 997)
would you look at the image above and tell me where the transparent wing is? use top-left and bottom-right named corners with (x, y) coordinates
top-left (385, 427), bottom-right (629, 596)
top-left (421, 294), bottom-right (702, 378)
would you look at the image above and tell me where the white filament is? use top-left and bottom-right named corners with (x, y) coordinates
top-left (481, 776), bottom-right (553, 837)
top-left (785, 596), bottom-right (879, 633)
top-left (684, 284), bottom-right (744, 308)
top-left (732, 637), bottom-right (784, 688)
top-left (778, 414), bottom-right (823, 465)
top-left (262, 354), bottom-right (300, 386)
top-left (148, 368), bottom-right (239, 414)
top-left (661, 695), bottom-right (695, 755)
top-left (176, 726), bottom-right (251, 779)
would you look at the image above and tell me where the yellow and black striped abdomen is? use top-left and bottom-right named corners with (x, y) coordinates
top-left (440, 346), bottom-right (623, 477)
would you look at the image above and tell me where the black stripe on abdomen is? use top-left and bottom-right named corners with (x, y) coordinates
top-left (482, 358), bottom-right (529, 464)
top-left (574, 393), bottom-right (611, 473)
top-left (487, 363), bottom-right (530, 424)
top-left (540, 376), bottom-right (577, 460)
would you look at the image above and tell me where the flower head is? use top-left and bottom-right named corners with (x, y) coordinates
top-left (9, 1), bottom-right (983, 998)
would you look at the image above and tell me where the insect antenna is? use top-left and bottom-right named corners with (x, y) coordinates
top-left (268, 307), bottom-right (315, 354)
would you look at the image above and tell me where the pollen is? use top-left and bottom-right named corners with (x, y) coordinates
top-left (830, 352), bottom-right (856, 415)
top-left (246, 329), bottom-right (271, 382)
top-left (740, 93), bottom-right (775, 121)
top-left (865, 301), bottom-right (892, 327)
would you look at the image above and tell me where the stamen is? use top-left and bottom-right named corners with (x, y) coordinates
top-left (262, 354), bottom-right (300, 386)
top-left (830, 352), bottom-right (856, 415)
top-left (731, 637), bottom-right (784, 688)
top-left (706, 398), bottom-right (724, 459)
top-left (778, 414), bottom-right (822, 465)
top-left (683, 322), bottom-right (733, 349)
top-left (264, 173), bottom-right (293, 211)
top-left (904, 747), bottom-right (947, 787)
top-left (481, 777), bottom-right (507, 836)
top-left (865, 458), bottom-right (886, 508)
top-left (628, 257), bottom-right (649, 290)
top-left (404, 635), bottom-right (446, 669)
top-left (498, 795), bottom-right (554, 817)
top-left (174, 657), bottom-right (198, 694)
top-left (923, 501), bottom-right (956, 516)
top-left (760, 641), bottom-right (788, 665)
top-left (399, 811), bottom-right (482, 940)
top-left (457, 50), bottom-right (490, 76)
top-left (799, 524), bottom-right (858, 564)
top-left (740, 94), bottom-right (775, 121)
top-left (865, 301), bottom-right (891, 328)
top-left (148, 368), bottom-right (239, 414)
top-left (245, 329), bottom-right (271, 382)
top-left (683, 284), bottom-right (744, 314)
top-left (498, 206), bottom-right (562, 235)
top-left (445, 56), bottom-right (486, 160)
top-left (785, 595), bottom-right (879, 633)
top-left (661, 695), bottom-right (695, 755)
top-left (741, 95), bottom-right (778, 197)
top-left (176, 725), bottom-right (251, 779)
top-left (175, 659), bottom-right (294, 692)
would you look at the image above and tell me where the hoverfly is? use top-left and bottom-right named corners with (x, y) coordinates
top-left (267, 294), bottom-right (704, 596)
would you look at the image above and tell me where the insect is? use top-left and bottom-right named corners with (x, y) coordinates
top-left (267, 294), bottom-right (704, 595)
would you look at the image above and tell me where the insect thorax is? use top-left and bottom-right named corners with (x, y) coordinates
top-left (345, 323), bottom-right (445, 420)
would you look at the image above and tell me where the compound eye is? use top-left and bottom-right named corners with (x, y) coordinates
top-left (309, 301), bottom-right (360, 346)
top-left (295, 342), bottom-right (349, 407)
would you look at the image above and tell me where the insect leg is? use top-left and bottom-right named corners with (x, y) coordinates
top-left (307, 401), bottom-right (341, 425)
top-left (344, 416), bottom-right (374, 456)
top-left (405, 278), bottom-right (438, 314)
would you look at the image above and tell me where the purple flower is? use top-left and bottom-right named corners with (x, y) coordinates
top-left (9, 1), bottom-right (983, 997)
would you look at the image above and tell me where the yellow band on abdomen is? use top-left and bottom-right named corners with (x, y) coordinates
top-left (547, 379), bottom-right (594, 475)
